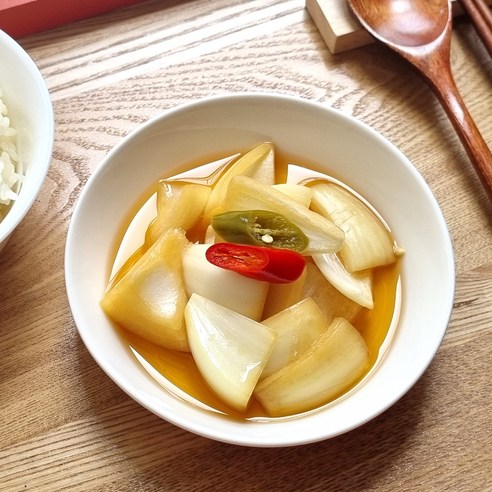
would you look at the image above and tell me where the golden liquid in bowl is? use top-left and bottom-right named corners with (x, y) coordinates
top-left (108, 149), bottom-right (402, 420)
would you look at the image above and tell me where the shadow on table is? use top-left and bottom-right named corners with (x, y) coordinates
top-left (88, 363), bottom-right (431, 492)
top-left (151, 378), bottom-right (427, 491)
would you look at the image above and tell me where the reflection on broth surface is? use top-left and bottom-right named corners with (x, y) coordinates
top-left (103, 145), bottom-right (402, 419)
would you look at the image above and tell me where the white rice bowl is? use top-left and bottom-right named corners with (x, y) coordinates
top-left (0, 88), bottom-right (23, 221)
top-left (0, 30), bottom-right (54, 252)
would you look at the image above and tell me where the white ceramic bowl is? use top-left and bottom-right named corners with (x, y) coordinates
top-left (65, 93), bottom-right (454, 447)
top-left (0, 30), bottom-right (54, 252)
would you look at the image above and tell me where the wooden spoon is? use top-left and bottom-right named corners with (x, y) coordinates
top-left (347, 0), bottom-right (492, 201)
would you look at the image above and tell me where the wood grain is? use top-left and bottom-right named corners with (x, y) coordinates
top-left (0, 0), bottom-right (491, 490)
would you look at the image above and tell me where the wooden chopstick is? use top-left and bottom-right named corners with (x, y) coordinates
top-left (459, 0), bottom-right (492, 56)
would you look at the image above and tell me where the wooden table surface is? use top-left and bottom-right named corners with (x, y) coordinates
top-left (1, 0), bottom-right (491, 490)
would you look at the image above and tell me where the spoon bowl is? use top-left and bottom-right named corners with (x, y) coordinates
top-left (347, 0), bottom-right (492, 201)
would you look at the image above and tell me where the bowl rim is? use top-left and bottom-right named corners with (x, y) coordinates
top-left (0, 29), bottom-right (55, 245)
top-left (65, 92), bottom-right (455, 447)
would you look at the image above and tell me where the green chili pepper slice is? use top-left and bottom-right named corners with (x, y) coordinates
top-left (211, 210), bottom-right (309, 252)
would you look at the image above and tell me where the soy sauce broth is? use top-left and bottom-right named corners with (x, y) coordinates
top-left (107, 147), bottom-right (402, 420)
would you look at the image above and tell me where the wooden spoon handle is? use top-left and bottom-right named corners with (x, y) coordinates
top-left (423, 63), bottom-right (492, 200)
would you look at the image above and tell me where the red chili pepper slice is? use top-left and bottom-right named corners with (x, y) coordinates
top-left (205, 242), bottom-right (306, 284)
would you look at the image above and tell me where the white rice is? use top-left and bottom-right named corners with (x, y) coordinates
top-left (0, 87), bottom-right (22, 221)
